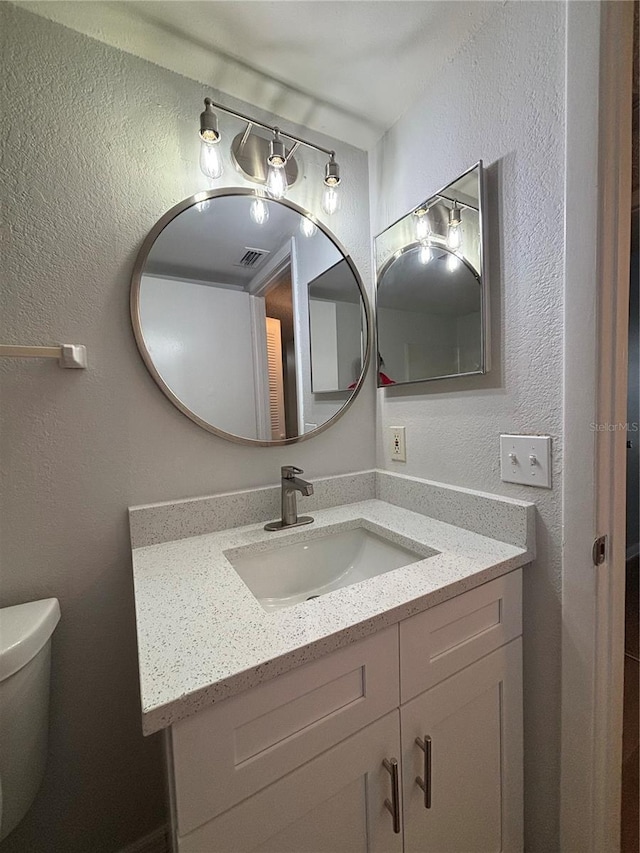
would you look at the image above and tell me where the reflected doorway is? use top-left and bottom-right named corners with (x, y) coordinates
top-left (264, 264), bottom-right (299, 440)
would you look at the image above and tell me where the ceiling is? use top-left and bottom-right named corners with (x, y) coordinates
top-left (144, 195), bottom-right (342, 286)
top-left (16, 0), bottom-right (498, 149)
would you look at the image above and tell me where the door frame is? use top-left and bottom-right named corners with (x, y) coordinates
top-left (560, 1), bottom-right (633, 850)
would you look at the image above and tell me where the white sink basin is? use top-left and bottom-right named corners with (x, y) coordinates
top-left (226, 525), bottom-right (435, 611)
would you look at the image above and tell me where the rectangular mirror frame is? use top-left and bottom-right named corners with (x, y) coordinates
top-left (373, 161), bottom-right (490, 387)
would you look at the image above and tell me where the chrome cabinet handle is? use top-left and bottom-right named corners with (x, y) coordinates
top-left (415, 735), bottom-right (432, 809)
top-left (382, 757), bottom-right (401, 834)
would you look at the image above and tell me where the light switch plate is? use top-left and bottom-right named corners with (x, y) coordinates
top-left (500, 434), bottom-right (552, 488)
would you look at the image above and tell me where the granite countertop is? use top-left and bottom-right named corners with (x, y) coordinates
top-left (132, 497), bottom-right (533, 734)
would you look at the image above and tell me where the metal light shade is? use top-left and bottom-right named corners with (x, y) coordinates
top-left (449, 202), bottom-right (462, 226)
top-left (199, 98), bottom-right (220, 143)
top-left (324, 156), bottom-right (341, 187)
top-left (268, 131), bottom-right (286, 167)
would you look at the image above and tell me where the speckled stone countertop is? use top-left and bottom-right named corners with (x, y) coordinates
top-left (132, 497), bottom-right (534, 735)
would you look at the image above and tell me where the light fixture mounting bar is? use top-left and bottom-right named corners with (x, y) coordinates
top-left (238, 122), bottom-right (253, 150)
top-left (203, 97), bottom-right (335, 159)
top-left (285, 141), bottom-right (300, 163)
top-left (433, 192), bottom-right (479, 212)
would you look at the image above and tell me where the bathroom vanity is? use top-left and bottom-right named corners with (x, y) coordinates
top-left (129, 471), bottom-right (534, 852)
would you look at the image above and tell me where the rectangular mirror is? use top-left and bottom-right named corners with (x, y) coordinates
top-left (374, 162), bottom-right (489, 386)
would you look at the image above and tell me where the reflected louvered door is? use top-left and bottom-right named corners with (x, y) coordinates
top-left (265, 317), bottom-right (286, 440)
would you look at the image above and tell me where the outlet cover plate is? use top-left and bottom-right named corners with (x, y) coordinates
top-left (500, 434), bottom-right (551, 488)
top-left (390, 426), bottom-right (406, 462)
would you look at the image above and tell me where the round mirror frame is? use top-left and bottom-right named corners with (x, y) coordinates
top-left (130, 188), bottom-right (372, 446)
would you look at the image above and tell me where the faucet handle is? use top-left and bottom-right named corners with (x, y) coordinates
top-left (281, 465), bottom-right (304, 479)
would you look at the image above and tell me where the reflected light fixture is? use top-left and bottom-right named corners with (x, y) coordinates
top-left (300, 217), bottom-right (317, 238)
top-left (414, 206), bottom-right (430, 242)
top-left (250, 194), bottom-right (269, 225)
top-left (196, 99), bottom-right (345, 215)
top-left (446, 252), bottom-right (460, 272)
top-left (446, 202), bottom-right (462, 251)
top-left (199, 98), bottom-right (223, 180)
top-left (419, 243), bottom-right (432, 265)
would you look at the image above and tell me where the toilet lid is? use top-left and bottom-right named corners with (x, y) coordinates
top-left (0, 598), bottom-right (61, 681)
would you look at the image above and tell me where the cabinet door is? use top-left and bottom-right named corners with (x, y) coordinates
top-left (178, 711), bottom-right (403, 853)
top-left (401, 639), bottom-right (523, 853)
top-left (171, 625), bottom-right (399, 832)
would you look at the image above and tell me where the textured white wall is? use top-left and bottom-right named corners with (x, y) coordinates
top-left (370, 3), bottom-right (565, 848)
top-left (0, 5), bottom-right (374, 852)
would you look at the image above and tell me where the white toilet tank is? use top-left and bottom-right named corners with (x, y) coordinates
top-left (0, 598), bottom-right (60, 841)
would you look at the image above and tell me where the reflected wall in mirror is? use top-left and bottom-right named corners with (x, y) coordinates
top-left (308, 260), bottom-right (363, 393)
top-left (131, 191), bottom-right (370, 445)
top-left (374, 162), bottom-right (489, 386)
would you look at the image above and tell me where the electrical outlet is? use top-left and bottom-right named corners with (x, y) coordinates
top-left (390, 426), bottom-right (406, 462)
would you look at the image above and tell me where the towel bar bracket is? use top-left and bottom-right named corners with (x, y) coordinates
top-left (0, 344), bottom-right (87, 369)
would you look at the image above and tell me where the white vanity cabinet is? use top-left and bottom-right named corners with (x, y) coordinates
top-left (167, 570), bottom-right (523, 853)
top-left (400, 641), bottom-right (523, 853)
top-left (177, 711), bottom-right (403, 853)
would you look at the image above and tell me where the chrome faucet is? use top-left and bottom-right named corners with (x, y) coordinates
top-left (264, 466), bottom-right (314, 531)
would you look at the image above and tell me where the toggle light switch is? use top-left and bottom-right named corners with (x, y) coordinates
top-left (500, 435), bottom-right (552, 488)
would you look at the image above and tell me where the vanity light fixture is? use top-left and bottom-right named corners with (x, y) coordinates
top-left (446, 201), bottom-right (462, 251)
top-left (199, 138), bottom-right (223, 180)
top-left (266, 167), bottom-right (287, 200)
top-left (199, 98), bottom-right (220, 143)
top-left (197, 98), bottom-right (344, 214)
top-left (321, 153), bottom-right (341, 215)
top-left (266, 129), bottom-right (288, 199)
top-left (267, 128), bottom-right (286, 168)
top-left (199, 98), bottom-right (223, 179)
top-left (324, 152), bottom-right (341, 187)
top-left (321, 185), bottom-right (340, 216)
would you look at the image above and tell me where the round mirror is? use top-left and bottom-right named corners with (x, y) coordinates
top-left (376, 244), bottom-right (481, 384)
top-left (131, 190), bottom-right (371, 445)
